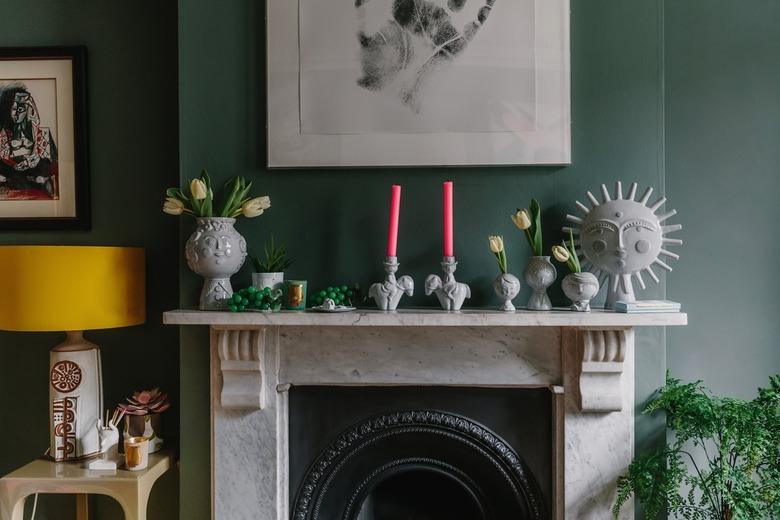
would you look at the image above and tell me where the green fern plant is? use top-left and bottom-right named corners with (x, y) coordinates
top-left (613, 374), bottom-right (780, 519)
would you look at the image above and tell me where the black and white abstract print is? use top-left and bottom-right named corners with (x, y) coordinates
top-left (355, 0), bottom-right (496, 112)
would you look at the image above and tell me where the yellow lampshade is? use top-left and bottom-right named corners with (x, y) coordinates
top-left (0, 246), bottom-right (145, 332)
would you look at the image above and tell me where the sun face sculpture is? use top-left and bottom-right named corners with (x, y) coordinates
top-left (564, 182), bottom-right (683, 309)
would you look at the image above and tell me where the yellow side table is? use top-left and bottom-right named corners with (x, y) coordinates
top-left (0, 451), bottom-right (173, 520)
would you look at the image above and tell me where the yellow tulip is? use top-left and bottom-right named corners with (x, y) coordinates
top-left (552, 245), bottom-right (570, 263)
top-left (163, 197), bottom-right (184, 215)
top-left (241, 196), bottom-right (271, 218)
top-left (488, 235), bottom-right (504, 254)
top-left (190, 179), bottom-right (208, 200)
top-left (511, 209), bottom-right (532, 230)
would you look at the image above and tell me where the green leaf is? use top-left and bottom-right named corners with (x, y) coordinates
top-left (530, 198), bottom-right (543, 256)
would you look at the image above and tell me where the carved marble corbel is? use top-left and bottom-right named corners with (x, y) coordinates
top-left (215, 328), bottom-right (266, 409)
top-left (578, 328), bottom-right (631, 412)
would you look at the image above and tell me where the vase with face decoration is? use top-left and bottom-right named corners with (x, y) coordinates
top-left (524, 256), bottom-right (556, 311)
top-left (185, 217), bottom-right (247, 310)
top-left (562, 272), bottom-right (600, 311)
top-left (493, 273), bottom-right (521, 312)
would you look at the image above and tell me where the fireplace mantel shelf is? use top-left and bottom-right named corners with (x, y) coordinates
top-left (163, 307), bottom-right (687, 328)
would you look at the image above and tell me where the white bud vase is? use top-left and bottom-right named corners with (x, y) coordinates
top-left (493, 273), bottom-right (521, 312)
top-left (562, 272), bottom-right (600, 312)
top-left (524, 256), bottom-right (556, 311)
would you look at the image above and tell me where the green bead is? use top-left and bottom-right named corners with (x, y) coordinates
top-left (228, 304), bottom-right (238, 312)
top-left (347, 290), bottom-right (354, 297)
top-left (327, 292), bottom-right (336, 299)
top-left (340, 285), bottom-right (348, 293)
top-left (232, 294), bottom-right (242, 303)
top-left (319, 290), bottom-right (327, 297)
top-left (326, 286), bottom-right (333, 292)
top-left (261, 302), bottom-right (270, 310)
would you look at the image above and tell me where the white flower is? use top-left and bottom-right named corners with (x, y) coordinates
top-left (241, 196), bottom-right (271, 218)
top-left (511, 209), bottom-right (532, 230)
top-left (190, 179), bottom-right (208, 200)
top-left (488, 235), bottom-right (504, 254)
top-left (163, 197), bottom-right (184, 216)
top-left (552, 245), bottom-right (570, 263)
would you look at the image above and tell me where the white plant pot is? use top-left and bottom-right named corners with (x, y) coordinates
top-left (253, 272), bottom-right (284, 292)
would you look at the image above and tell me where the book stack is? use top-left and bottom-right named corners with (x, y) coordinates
top-left (614, 300), bottom-right (681, 313)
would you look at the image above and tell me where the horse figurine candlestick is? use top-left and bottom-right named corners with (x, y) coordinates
top-left (369, 256), bottom-right (414, 311)
top-left (425, 256), bottom-right (471, 311)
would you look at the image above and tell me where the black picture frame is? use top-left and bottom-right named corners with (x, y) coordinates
top-left (0, 46), bottom-right (89, 230)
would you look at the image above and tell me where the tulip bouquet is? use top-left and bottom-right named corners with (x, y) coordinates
top-left (163, 169), bottom-right (270, 219)
top-left (511, 199), bottom-right (543, 256)
top-left (552, 230), bottom-right (581, 273)
top-left (488, 235), bottom-right (508, 274)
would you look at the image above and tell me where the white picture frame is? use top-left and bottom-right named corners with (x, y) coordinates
top-left (267, 0), bottom-right (570, 168)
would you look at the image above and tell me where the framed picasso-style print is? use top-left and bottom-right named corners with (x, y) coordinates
top-left (267, 0), bottom-right (570, 168)
top-left (0, 47), bottom-right (89, 230)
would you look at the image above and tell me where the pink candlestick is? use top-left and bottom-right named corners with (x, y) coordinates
top-left (386, 185), bottom-right (401, 257)
top-left (443, 181), bottom-right (454, 257)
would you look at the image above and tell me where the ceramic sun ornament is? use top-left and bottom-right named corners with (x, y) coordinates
top-left (564, 182), bottom-right (683, 309)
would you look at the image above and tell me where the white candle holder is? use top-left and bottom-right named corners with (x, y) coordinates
top-left (368, 256), bottom-right (414, 311)
top-left (425, 256), bottom-right (471, 311)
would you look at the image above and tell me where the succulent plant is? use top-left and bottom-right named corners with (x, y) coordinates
top-left (119, 387), bottom-right (171, 416)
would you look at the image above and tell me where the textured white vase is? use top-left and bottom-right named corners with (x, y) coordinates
top-left (252, 272), bottom-right (284, 292)
top-left (185, 217), bottom-right (247, 310)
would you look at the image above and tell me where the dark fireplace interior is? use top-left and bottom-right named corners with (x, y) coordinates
top-left (289, 386), bottom-right (557, 520)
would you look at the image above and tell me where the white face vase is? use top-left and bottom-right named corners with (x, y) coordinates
top-left (566, 182), bottom-right (683, 308)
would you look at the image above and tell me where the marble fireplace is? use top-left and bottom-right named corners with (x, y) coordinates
top-left (165, 309), bottom-right (686, 520)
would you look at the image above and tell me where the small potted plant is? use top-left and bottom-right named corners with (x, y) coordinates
top-left (163, 169), bottom-right (271, 310)
top-left (118, 388), bottom-right (171, 454)
top-left (251, 236), bottom-right (292, 292)
top-left (488, 235), bottom-right (521, 312)
top-left (552, 230), bottom-right (600, 311)
top-left (512, 199), bottom-right (556, 310)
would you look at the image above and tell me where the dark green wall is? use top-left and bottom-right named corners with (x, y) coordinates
top-left (179, 0), bottom-right (666, 518)
top-left (666, 2), bottom-right (780, 395)
top-left (0, 1), bottom-right (180, 519)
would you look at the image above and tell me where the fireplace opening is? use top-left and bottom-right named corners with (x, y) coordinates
top-left (289, 386), bottom-right (560, 520)
top-left (355, 465), bottom-right (485, 520)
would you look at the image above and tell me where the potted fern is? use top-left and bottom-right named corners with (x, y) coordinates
top-left (251, 237), bottom-right (293, 291)
top-left (613, 374), bottom-right (780, 519)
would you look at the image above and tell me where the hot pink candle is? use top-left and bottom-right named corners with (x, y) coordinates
top-left (386, 185), bottom-right (401, 257)
top-left (443, 181), bottom-right (454, 257)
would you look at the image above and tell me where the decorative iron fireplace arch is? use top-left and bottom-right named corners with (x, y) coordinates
top-left (292, 410), bottom-right (547, 520)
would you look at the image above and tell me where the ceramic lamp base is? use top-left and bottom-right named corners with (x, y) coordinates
top-left (49, 331), bottom-right (103, 462)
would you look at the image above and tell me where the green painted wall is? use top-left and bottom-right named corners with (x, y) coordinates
top-left (178, 1), bottom-right (666, 518)
top-left (666, 3), bottom-right (780, 395)
top-left (0, 1), bottom-right (180, 519)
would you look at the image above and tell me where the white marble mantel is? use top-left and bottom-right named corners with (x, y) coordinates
top-left (165, 308), bottom-right (686, 520)
top-left (164, 307), bottom-right (687, 328)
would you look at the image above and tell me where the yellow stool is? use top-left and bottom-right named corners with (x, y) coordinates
top-left (0, 451), bottom-right (172, 520)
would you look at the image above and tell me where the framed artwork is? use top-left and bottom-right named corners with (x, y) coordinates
top-left (267, 0), bottom-right (570, 168)
top-left (0, 47), bottom-right (89, 230)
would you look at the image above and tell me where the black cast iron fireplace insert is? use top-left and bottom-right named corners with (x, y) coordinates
top-left (289, 386), bottom-right (557, 520)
